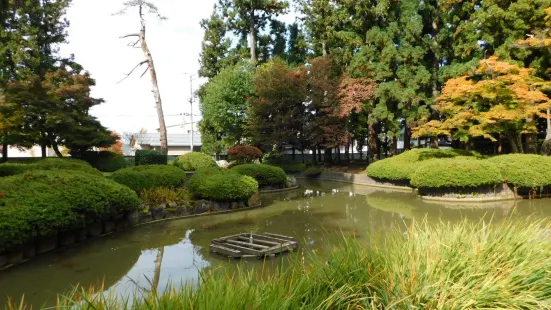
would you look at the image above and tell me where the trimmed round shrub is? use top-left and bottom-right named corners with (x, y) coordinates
top-left (232, 164), bottom-right (287, 186)
top-left (82, 151), bottom-right (127, 172)
top-left (174, 152), bottom-right (217, 171)
top-left (135, 149), bottom-right (168, 166)
top-left (111, 165), bottom-right (187, 192)
top-left (411, 158), bottom-right (503, 189)
top-left (188, 169), bottom-right (258, 201)
top-left (0, 170), bottom-right (139, 253)
top-left (304, 167), bottom-right (323, 177)
top-left (0, 158), bottom-right (101, 177)
top-left (366, 148), bottom-right (480, 182)
top-left (487, 154), bottom-right (551, 189)
top-left (227, 145), bottom-right (263, 163)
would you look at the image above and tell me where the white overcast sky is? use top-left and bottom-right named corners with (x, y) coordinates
top-left (60, 0), bottom-right (296, 135)
top-left (60, 0), bottom-right (216, 134)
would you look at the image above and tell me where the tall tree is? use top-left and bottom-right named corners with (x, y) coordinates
top-left (286, 22), bottom-right (308, 65)
top-left (115, 0), bottom-right (169, 154)
top-left (218, 0), bottom-right (289, 63)
top-left (413, 57), bottom-right (551, 153)
top-left (199, 63), bottom-right (255, 151)
top-left (199, 4), bottom-right (232, 79)
top-left (247, 59), bottom-right (308, 152)
top-left (269, 19), bottom-right (287, 58)
top-left (296, 0), bottom-right (337, 57)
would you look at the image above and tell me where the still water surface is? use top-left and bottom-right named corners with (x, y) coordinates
top-left (1, 179), bottom-right (550, 307)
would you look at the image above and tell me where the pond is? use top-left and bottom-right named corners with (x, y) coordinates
top-left (1, 179), bottom-right (550, 307)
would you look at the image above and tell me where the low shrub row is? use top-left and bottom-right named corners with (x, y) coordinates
top-left (0, 170), bottom-right (140, 253)
top-left (174, 152), bottom-right (217, 171)
top-left (111, 165), bottom-right (187, 192)
top-left (367, 149), bottom-right (551, 191)
top-left (82, 151), bottom-right (127, 172)
top-left (188, 167), bottom-right (258, 201)
top-left (135, 150), bottom-right (168, 166)
top-left (0, 158), bottom-right (101, 177)
top-left (267, 161), bottom-right (307, 173)
top-left (366, 149), bottom-right (480, 183)
top-left (231, 164), bottom-right (287, 187)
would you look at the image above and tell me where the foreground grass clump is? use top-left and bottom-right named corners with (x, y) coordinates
top-left (0, 158), bottom-right (101, 177)
top-left (0, 171), bottom-right (139, 253)
top-left (366, 148), bottom-right (479, 183)
top-left (232, 164), bottom-right (287, 187)
top-left (43, 219), bottom-right (551, 309)
top-left (188, 167), bottom-right (258, 201)
top-left (111, 165), bottom-right (186, 192)
top-left (411, 158), bottom-right (503, 189)
top-left (487, 154), bottom-right (551, 189)
top-left (174, 152), bottom-right (217, 171)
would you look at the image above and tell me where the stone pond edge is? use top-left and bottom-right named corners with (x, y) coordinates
top-left (292, 171), bottom-right (525, 203)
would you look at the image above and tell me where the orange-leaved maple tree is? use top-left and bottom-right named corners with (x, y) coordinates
top-left (413, 56), bottom-right (551, 153)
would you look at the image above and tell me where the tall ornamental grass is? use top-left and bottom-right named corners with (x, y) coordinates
top-left (9, 219), bottom-right (551, 309)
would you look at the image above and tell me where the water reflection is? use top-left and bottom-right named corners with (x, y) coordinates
top-left (1, 179), bottom-right (550, 307)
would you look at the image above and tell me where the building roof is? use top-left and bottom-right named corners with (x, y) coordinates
top-left (139, 133), bottom-right (202, 147)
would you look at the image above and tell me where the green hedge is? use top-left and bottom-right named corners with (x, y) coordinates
top-left (174, 152), bottom-right (217, 171)
top-left (411, 158), bottom-right (503, 189)
top-left (366, 149), bottom-right (479, 182)
top-left (268, 161), bottom-right (307, 173)
top-left (487, 154), bottom-right (551, 189)
top-left (111, 165), bottom-right (187, 192)
top-left (0, 170), bottom-right (139, 253)
top-left (82, 151), bottom-right (127, 172)
top-left (304, 167), bottom-right (323, 177)
top-left (188, 168), bottom-right (258, 201)
top-left (135, 150), bottom-right (168, 166)
top-left (0, 158), bottom-right (101, 177)
top-left (232, 164), bottom-right (287, 186)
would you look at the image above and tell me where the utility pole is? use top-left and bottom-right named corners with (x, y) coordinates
top-left (186, 73), bottom-right (196, 152)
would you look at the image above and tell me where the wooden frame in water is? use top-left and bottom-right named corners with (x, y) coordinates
top-left (210, 233), bottom-right (297, 259)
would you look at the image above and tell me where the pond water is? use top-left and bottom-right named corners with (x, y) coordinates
top-left (1, 179), bottom-right (551, 307)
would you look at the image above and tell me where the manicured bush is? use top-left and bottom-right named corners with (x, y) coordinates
top-left (0, 158), bottom-right (101, 177)
top-left (411, 158), bottom-right (503, 188)
top-left (111, 165), bottom-right (187, 192)
top-left (174, 152), bottom-right (217, 171)
top-left (188, 168), bottom-right (258, 201)
top-left (135, 149), bottom-right (168, 166)
top-left (232, 164), bottom-right (287, 186)
top-left (487, 154), bottom-right (551, 189)
top-left (0, 170), bottom-right (139, 253)
top-left (366, 148), bottom-right (479, 183)
top-left (140, 187), bottom-right (192, 206)
top-left (268, 161), bottom-right (307, 173)
top-left (227, 145), bottom-right (263, 164)
top-left (304, 167), bottom-right (323, 177)
top-left (82, 151), bottom-right (127, 172)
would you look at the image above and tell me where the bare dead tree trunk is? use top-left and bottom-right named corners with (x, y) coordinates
top-left (139, 25), bottom-right (168, 155)
top-left (152, 247), bottom-right (164, 293)
top-left (117, 2), bottom-right (168, 155)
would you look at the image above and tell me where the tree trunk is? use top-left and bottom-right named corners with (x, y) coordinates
top-left (152, 247), bottom-right (164, 293)
top-left (345, 143), bottom-right (350, 163)
top-left (140, 24), bottom-right (168, 155)
top-left (403, 124), bottom-right (411, 151)
top-left (322, 41), bottom-right (328, 57)
top-left (312, 147), bottom-right (317, 165)
top-left (318, 147), bottom-right (322, 162)
top-left (324, 148), bottom-right (332, 164)
top-left (52, 143), bottom-right (63, 157)
top-left (1, 143), bottom-right (7, 162)
top-left (367, 122), bottom-right (379, 163)
top-left (292, 147), bottom-right (296, 160)
top-left (336, 147), bottom-right (340, 163)
top-left (41, 143), bottom-right (47, 158)
top-left (431, 136), bottom-right (439, 149)
top-left (525, 134), bottom-right (537, 154)
top-left (390, 136), bottom-right (398, 156)
top-left (542, 108), bottom-right (551, 155)
top-left (249, 10), bottom-right (257, 63)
